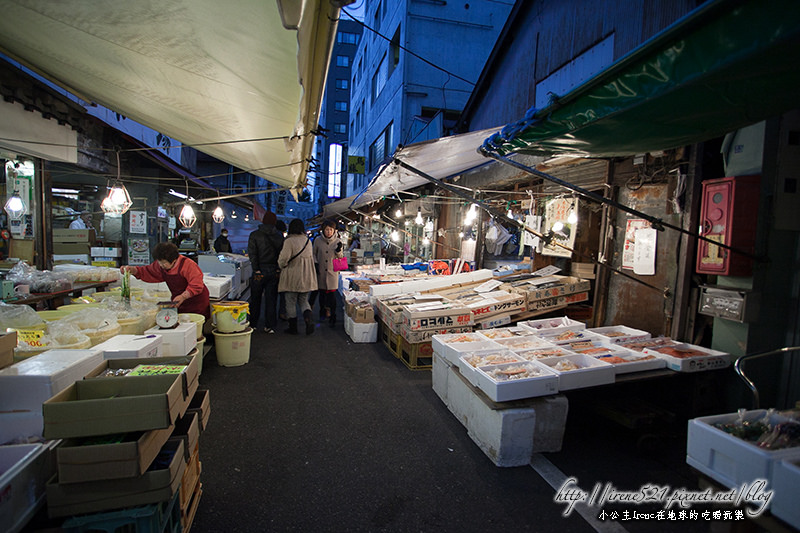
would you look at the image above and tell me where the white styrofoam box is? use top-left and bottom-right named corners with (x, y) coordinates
top-left (644, 342), bottom-right (731, 372)
top-left (563, 341), bottom-right (630, 358)
top-left (431, 333), bottom-right (496, 365)
top-left (90, 247), bottom-right (122, 257)
top-left (53, 254), bottom-right (90, 264)
top-left (475, 360), bottom-right (559, 402)
top-left (686, 410), bottom-right (800, 491)
top-left (587, 325), bottom-right (651, 345)
top-left (518, 316), bottom-right (585, 335)
top-left (457, 349), bottom-right (521, 387)
top-left (0, 349), bottom-right (104, 412)
top-left (203, 274), bottom-right (233, 299)
top-left (93, 334), bottom-right (163, 360)
top-left (595, 350), bottom-right (667, 374)
top-left (0, 442), bottom-right (56, 533)
top-left (345, 315), bottom-right (378, 343)
top-left (493, 335), bottom-right (553, 353)
top-left (0, 412), bottom-right (43, 445)
top-left (444, 362), bottom-right (568, 466)
top-left (144, 322), bottom-right (196, 357)
top-left (538, 353), bottom-right (615, 390)
top-left (432, 352), bottom-right (451, 407)
top-left (475, 326), bottom-right (529, 341)
top-left (474, 313), bottom-right (512, 330)
top-left (615, 336), bottom-right (677, 353)
top-left (771, 459), bottom-right (800, 528)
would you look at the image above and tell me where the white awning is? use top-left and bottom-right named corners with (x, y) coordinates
top-left (0, 0), bottom-right (341, 191)
top-left (323, 126), bottom-right (501, 218)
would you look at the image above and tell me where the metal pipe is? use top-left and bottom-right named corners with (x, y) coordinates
top-left (734, 346), bottom-right (800, 408)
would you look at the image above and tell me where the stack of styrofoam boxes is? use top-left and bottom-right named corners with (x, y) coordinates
top-left (686, 408), bottom-right (800, 522)
top-left (144, 323), bottom-right (197, 357)
top-left (343, 291), bottom-right (378, 343)
top-left (90, 246), bottom-right (122, 268)
top-left (0, 349), bottom-right (105, 445)
top-left (93, 334), bottom-right (164, 360)
top-left (53, 229), bottom-right (93, 265)
top-left (0, 349), bottom-right (105, 532)
top-left (400, 300), bottom-right (473, 369)
top-left (502, 275), bottom-right (591, 314)
top-left (430, 279), bottom-right (527, 330)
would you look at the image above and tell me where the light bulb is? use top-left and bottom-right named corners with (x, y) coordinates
top-left (404, 220), bottom-right (410, 226)
top-left (567, 211), bottom-right (578, 224)
top-left (415, 208), bottom-right (423, 225)
top-left (459, 231), bottom-right (464, 238)
top-left (212, 205), bottom-right (225, 223)
top-left (507, 208), bottom-right (514, 219)
top-left (423, 236), bottom-right (430, 245)
top-left (391, 230), bottom-right (399, 242)
top-left (102, 183), bottom-right (132, 214)
top-left (552, 221), bottom-right (564, 232)
top-left (395, 208), bottom-right (403, 218)
top-left (110, 187), bottom-right (127, 203)
top-left (179, 204), bottom-right (197, 227)
top-left (4, 192), bottom-right (26, 220)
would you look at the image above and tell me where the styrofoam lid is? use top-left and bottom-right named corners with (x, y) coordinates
top-left (0, 350), bottom-right (101, 377)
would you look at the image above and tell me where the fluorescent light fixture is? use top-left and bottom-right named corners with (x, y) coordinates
top-left (52, 188), bottom-right (80, 194)
top-left (168, 189), bottom-right (188, 199)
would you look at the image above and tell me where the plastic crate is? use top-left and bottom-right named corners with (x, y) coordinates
top-left (62, 489), bottom-right (181, 533)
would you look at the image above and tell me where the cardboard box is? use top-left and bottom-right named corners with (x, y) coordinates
top-left (53, 243), bottom-right (91, 255)
top-left (53, 229), bottom-right (94, 243)
top-left (0, 330), bottom-right (17, 369)
top-left (93, 334), bottom-right (163, 360)
top-left (0, 349), bottom-right (104, 412)
top-left (90, 247), bottom-right (122, 258)
top-left (399, 324), bottom-right (471, 344)
top-left (85, 354), bottom-right (199, 408)
top-left (402, 301), bottom-right (473, 332)
top-left (187, 389), bottom-right (210, 433)
top-left (475, 313), bottom-right (512, 329)
top-left (43, 374), bottom-right (185, 440)
top-left (353, 305), bottom-right (375, 323)
top-left (144, 323), bottom-right (196, 357)
top-left (56, 425), bottom-right (175, 484)
top-left (171, 411), bottom-right (200, 462)
top-left (46, 439), bottom-right (187, 518)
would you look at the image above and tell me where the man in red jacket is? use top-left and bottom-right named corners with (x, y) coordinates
top-left (121, 242), bottom-right (210, 319)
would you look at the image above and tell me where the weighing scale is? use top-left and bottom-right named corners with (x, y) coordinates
top-left (155, 302), bottom-right (179, 329)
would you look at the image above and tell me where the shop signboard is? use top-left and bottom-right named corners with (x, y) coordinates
top-left (129, 211), bottom-right (147, 234)
top-left (128, 238), bottom-right (150, 266)
top-left (542, 197), bottom-right (577, 257)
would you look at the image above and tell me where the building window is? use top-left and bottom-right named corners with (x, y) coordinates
top-left (371, 55), bottom-right (387, 102)
top-left (373, 1), bottom-right (382, 31)
top-left (355, 108), bottom-right (361, 135)
top-left (328, 143), bottom-right (343, 198)
top-left (337, 32), bottom-right (360, 45)
top-left (336, 55), bottom-right (350, 68)
top-left (369, 123), bottom-right (392, 171)
top-left (334, 123), bottom-right (347, 134)
top-left (335, 101), bottom-right (348, 112)
top-left (390, 25), bottom-right (401, 74)
top-left (335, 79), bottom-right (349, 90)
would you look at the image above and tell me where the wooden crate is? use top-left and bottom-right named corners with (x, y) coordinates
top-left (179, 444), bottom-right (201, 512)
top-left (380, 320), bottom-right (401, 358)
top-left (399, 338), bottom-right (433, 370)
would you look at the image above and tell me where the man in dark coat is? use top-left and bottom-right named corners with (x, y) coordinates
top-left (248, 211), bottom-right (284, 333)
top-left (214, 229), bottom-right (233, 253)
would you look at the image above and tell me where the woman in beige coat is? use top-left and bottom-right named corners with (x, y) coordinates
top-left (312, 219), bottom-right (342, 326)
top-left (277, 219), bottom-right (318, 335)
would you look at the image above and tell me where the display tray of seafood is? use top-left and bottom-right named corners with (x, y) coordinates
top-left (593, 351), bottom-right (666, 374)
top-left (538, 329), bottom-right (602, 345)
top-left (513, 346), bottom-right (576, 361)
top-left (431, 333), bottom-right (498, 365)
top-left (538, 353), bottom-right (615, 390)
top-left (474, 360), bottom-right (559, 402)
top-left (493, 335), bottom-right (552, 352)
top-left (518, 316), bottom-right (585, 336)
top-left (457, 349), bottom-right (520, 387)
top-left (643, 342), bottom-right (730, 372)
top-left (475, 326), bottom-right (530, 340)
top-left (586, 325), bottom-right (651, 345)
top-left (616, 337), bottom-right (676, 353)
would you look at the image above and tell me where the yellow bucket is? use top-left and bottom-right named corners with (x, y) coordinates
top-left (212, 327), bottom-right (252, 366)
top-left (118, 316), bottom-right (144, 335)
top-left (57, 303), bottom-right (104, 311)
top-left (179, 313), bottom-right (206, 341)
top-left (211, 301), bottom-right (249, 333)
top-left (84, 323), bottom-right (122, 347)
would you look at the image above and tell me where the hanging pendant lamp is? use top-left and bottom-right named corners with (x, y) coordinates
top-left (102, 151), bottom-right (132, 215)
top-left (4, 190), bottom-right (26, 220)
top-left (212, 189), bottom-right (225, 223)
top-left (178, 180), bottom-right (196, 227)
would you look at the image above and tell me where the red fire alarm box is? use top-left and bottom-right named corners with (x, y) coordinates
top-left (695, 175), bottom-right (760, 276)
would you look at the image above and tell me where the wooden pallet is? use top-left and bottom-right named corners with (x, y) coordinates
top-left (399, 338), bottom-right (433, 370)
top-left (181, 482), bottom-right (203, 533)
top-left (179, 445), bottom-right (201, 512)
top-left (380, 320), bottom-right (402, 358)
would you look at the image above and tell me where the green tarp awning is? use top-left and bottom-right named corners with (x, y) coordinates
top-left (481, 0), bottom-right (800, 158)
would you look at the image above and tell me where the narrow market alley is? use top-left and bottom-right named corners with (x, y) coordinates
top-left (189, 320), bottom-right (765, 533)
